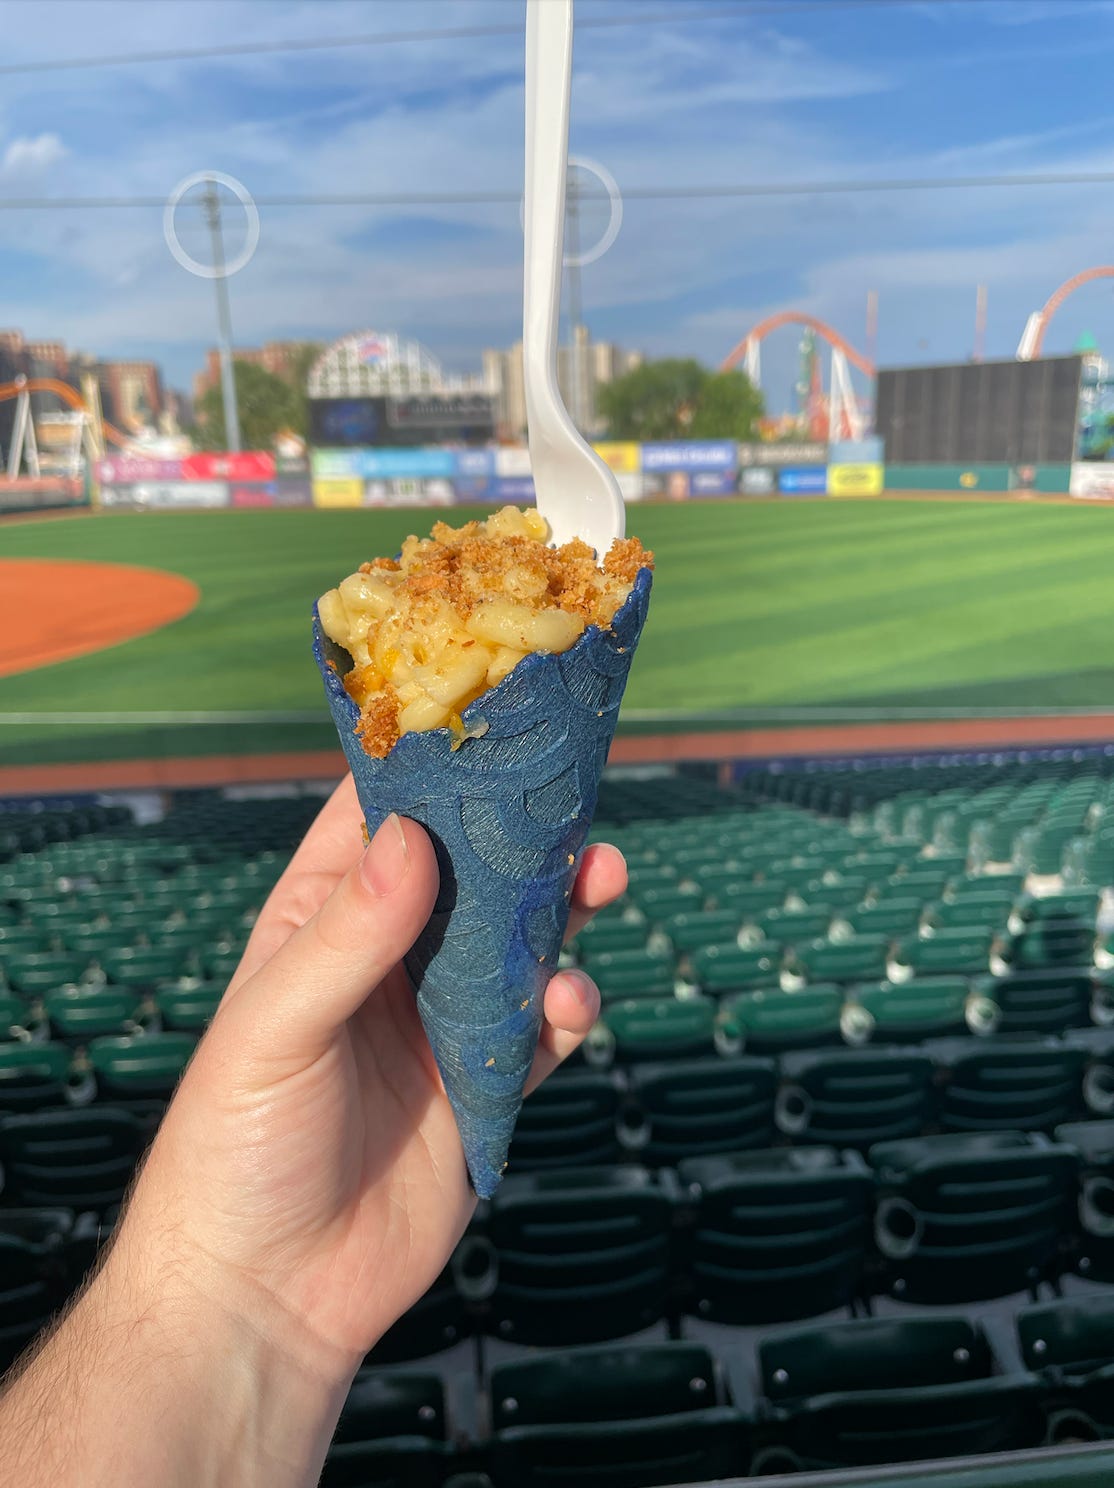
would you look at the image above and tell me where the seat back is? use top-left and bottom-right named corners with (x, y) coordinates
top-left (930, 1038), bottom-right (1085, 1132)
top-left (679, 1147), bottom-right (872, 1324)
top-left (484, 1166), bottom-right (673, 1345)
top-left (508, 1070), bottom-right (621, 1171)
top-left (776, 1048), bottom-right (937, 1147)
top-left (0, 1107), bottom-right (148, 1209)
top-left (621, 1056), bottom-right (776, 1165)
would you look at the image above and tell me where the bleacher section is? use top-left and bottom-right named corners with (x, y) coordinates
top-left (8, 760), bottom-right (1114, 1483)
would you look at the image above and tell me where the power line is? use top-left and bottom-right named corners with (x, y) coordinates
top-left (0, 0), bottom-right (1031, 77)
top-left (4, 169), bottom-right (1114, 211)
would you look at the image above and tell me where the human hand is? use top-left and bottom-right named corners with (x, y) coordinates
top-left (113, 775), bottom-right (622, 1376)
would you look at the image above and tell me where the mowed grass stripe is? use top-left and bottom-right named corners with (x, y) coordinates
top-left (1, 503), bottom-right (1114, 761)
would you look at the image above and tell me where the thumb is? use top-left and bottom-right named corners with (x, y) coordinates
top-left (221, 814), bottom-right (440, 1064)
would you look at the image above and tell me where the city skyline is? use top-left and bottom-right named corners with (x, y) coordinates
top-left (3, 1), bottom-right (1114, 413)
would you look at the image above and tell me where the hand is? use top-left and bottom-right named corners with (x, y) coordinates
top-left (115, 775), bottom-right (622, 1374)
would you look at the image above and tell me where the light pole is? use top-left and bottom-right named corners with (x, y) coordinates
top-left (165, 171), bottom-right (260, 452)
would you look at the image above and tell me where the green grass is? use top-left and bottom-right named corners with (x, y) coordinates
top-left (3, 498), bottom-right (1114, 765)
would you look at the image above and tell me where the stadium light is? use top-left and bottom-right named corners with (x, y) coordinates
top-left (164, 171), bottom-right (260, 453)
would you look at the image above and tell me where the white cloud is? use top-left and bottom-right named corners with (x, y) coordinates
top-left (1, 132), bottom-right (67, 175)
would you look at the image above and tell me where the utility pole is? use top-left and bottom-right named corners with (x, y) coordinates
top-left (201, 178), bottom-right (242, 452)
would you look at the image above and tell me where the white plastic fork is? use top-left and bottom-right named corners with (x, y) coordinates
top-left (523, 0), bottom-right (625, 556)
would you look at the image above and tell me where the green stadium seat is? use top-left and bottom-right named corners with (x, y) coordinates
top-left (1017, 1296), bottom-right (1114, 1441)
top-left (0, 1042), bottom-right (80, 1110)
top-left (100, 946), bottom-right (193, 989)
top-left (949, 871), bottom-right (1026, 899)
top-left (201, 947), bottom-right (247, 983)
top-left (44, 986), bottom-right (151, 1042)
top-left (998, 923), bottom-right (1096, 970)
top-left (843, 898), bottom-right (923, 937)
top-left (630, 883), bottom-right (703, 921)
top-left (154, 980), bottom-right (224, 1032)
top-left (775, 1048), bottom-right (936, 1147)
top-left (0, 1107), bottom-right (148, 1209)
top-left (721, 986), bottom-right (844, 1054)
top-left (4, 951), bottom-right (95, 997)
top-left (889, 928), bottom-right (991, 980)
top-left (583, 949), bottom-right (675, 1000)
top-left (486, 1342), bottom-right (747, 1488)
top-left (923, 890), bottom-right (1013, 932)
top-left (0, 927), bottom-right (52, 958)
top-left (842, 978), bottom-right (972, 1043)
top-left (971, 969), bottom-right (1094, 1035)
top-left (662, 910), bottom-right (741, 955)
top-left (88, 1033), bottom-right (197, 1101)
top-left (619, 1056), bottom-right (777, 1164)
top-left (754, 906), bottom-right (833, 945)
top-left (714, 879), bottom-right (789, 913)
top-left (1054, 1117), bottom-right (1114, 1283)
top-left (787, 936), bottom-right (889, 987)
top-left (756, 1317), bottom-right (1042, 1475)
top-left (0, 994), bottom-right (42, 1042)
top-left (1013, 889), bottom-right (1099, 928)
top-left (508, 1070), bottom-right (622, 1171)
top-left (689, 943), bottom-right (780, 997)
top-left (678, 1147), bottom-right (872, 1325)
top-left (62, 924), bottom-right (143, 958)
top-left (890, 869), bottom-right (953, 898)
top-left (929, 1037), bottom-right (1086, 1132)
top-left (479, 1166), bottom-right (673, 1345)
top-left (869, 1131), bottom-right (1077, 1303)
top-left (321, 1370), bottom-right (449, 1488)
top-left (572, 915), bottom-right (648, 958)
top-left (798, 875), bottom-right (869, 911)
top-left (0, 1209), bottom-right (79, 1369)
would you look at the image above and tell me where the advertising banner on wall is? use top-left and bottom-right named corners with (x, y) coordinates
top-left (777, 468), bottom-right (828, 495)
top-left (738, 442), bottom-right (827, 468)
top-left (96, 455), bottom-right (184, 483)
top-left (829, 437), bottom-right (883, 466)
top-left (102, 481), bottom-right (231, 509)
top-left (593, 441), bottom-right (640, 474)
top-left (231, 483), bottom-right (278, 507)
top-left (642, 440), bottom-right (736, 473)
top-left (486, 476), bottom-right (537, 504)
top-left (182, 451), bottom-right (275, 482)
top-left (274, 477), bottom-right (313, 506)
top-left (739, 467), bottom-right (776, 495)
top-left (1069, 462), bottom-right (1114, 499)
top-left (311, 448), bottom-right (456, 480)
top-left (363, 478), bottom-right (455, 507)
top-left (827, 463), bottom-right (884, 497)
top-left (312, 477), bottom-right (363, 508)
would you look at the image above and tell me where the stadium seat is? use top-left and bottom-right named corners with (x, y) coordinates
top-left (154, 979), bottom-right (224, 1032)
top-left (0, 1107), bottom-right (150, 1209)
top-left (755, 1317), bottom-right (1043, 1474)
top-left (0, 1209), bottom-right (82, 1369)
top-left (662, 910), bottom-right (741, 955)
top-left (923, 890), bottom-right (1013, 932)
top-left (321, 1370), bottom-right (450, 1488)
top-left (508, 1069), bottom-right (622, 1171)
top-left (971, 970), bottom-right (1094, 1036)
top-left (775, 1047), bottom-right (936, 1146)
top-left (929, 1037), bottom-right (1086, 1132)
top-left (689, 943), bottom-right (781, 997)
top-left (1017, 1296), bottom-right (1114, 1441)
top-left (371, 1265), bottom-right (473, 1366)
top-left (889, 927), bottom-right (992, 980)
top-left (619, 1056), bottom-right (777, 1164)
top-left (88, 1033), bottom-right (197, 1101)
top-left (843, 897), bottom-right (923, 937)
top-left (44, 985), bottom-right (151, 1042)
top-left (588, 998), bottom-right (721, 1065)
top-left (843, 978), bottom-right (972, 1043)
top-left (583, 949), bottom-right (675, 1001)
top-left (0, 1042), bottom-right (82, 1111)
top-left (1054, 1118), bottom-right (1114, 1284)
top-left (869, 1131), bottom-right (1078, 1303)
top-left (571, 914), bottom-right (648, 958)
top-left (485, 1342), bottom-right (747, 1488)
top-left (705, 879), bottom-right (787, 915)
top-left (4, 951), bottom-right (95, 997)
top-left (0, 994), bottom-right (42, 1042)
top-left (477, 1166), bottom-right (673, 1345)
top-left (786, 936), bottom-right (889, 987)
top-left (721, 985), bottom-right (844, 1054)
top-left (753, 906), bottom-right (833, 946)
top-left (678, 1147), bottom-right (872, 1326)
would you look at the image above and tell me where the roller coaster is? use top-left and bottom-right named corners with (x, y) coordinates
top-left (0, 376), bottom-right (133, 480)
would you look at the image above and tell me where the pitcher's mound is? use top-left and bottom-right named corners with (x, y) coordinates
top-left (0, 559), bottom-right (199, 679)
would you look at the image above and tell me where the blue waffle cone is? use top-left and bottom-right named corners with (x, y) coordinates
top-left (313, 566), bottom-right (651, 1197)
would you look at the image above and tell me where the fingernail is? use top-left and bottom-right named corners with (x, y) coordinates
top-left (564, 970), bottom-right (594, 1007)
top-left (361, 813), bottom-right (410, 897)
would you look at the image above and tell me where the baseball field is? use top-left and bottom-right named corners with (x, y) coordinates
top-left (3, 497), bottom-right (1114, 773)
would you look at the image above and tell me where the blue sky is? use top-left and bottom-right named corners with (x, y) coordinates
top-left (3, 0), bottom-right (1114, 408)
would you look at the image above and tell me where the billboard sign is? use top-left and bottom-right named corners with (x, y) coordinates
top-left (690, 470), bottom-right (737, 496)
top-left (642, 440), bottom-right (736, 473)
top-left (1070, 462), bottom-right (1114, 500)
top-left (740, 467), bottom-right (775, 495)
top-left (124, 481), bottom-right (229, 508)
top-left (738, 441), bottom-right (827, 468)
top-left (827, 463), bottom-right (884, 497)
top-left (452, 449), bottom-right (496, 479)
top-left (777, 467), bottom-right (828, 495)
top-left (182, 451), bottom-right (275, 482)
top-left (312, 477), bottom-right (363, 508)
top-left (386, 393), bottom-right (493, 431)
top-left (830, 437), bottom-right (883, 465)
top-left (96, 455), bottom-right (183, 483)
top-left (488, 476), bottom-right (537, 504)
top-left (593, 441), bottom-right (640, 474)
top-left (363, 478), bottom-right (455, 507)
top-left (231, 483), bottom-right (278, 507)
top-left (311, 447), bottom-right (456, 480)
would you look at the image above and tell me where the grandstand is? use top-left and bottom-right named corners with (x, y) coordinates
top-left (6, 752), bottom-right (1114, 1484)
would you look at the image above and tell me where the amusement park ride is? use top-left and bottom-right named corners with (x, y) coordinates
top-left (2, 268), bottom-right (1114, 479)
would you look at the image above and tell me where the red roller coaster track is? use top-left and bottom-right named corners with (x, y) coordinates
top-left (0, 377), bottom-right (131, 448)
top-left (721, 312), bottom-right (875, 378)
top-left (1023, 266), bottom-right (1114, 360)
